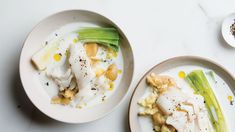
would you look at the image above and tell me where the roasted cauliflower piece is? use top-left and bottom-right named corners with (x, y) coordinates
top-left (146, 73), bottom-right (176, 93)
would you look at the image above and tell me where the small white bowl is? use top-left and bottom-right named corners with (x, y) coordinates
top-left (222, 13), bottom-right (235, 48)
top-left (20, 10), bottom-right (134, 123)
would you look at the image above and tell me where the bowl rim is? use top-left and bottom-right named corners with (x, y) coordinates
top-left (19, 9), bottom-right (135, 124)
top-left (128, 55), bottom-right (235, 131)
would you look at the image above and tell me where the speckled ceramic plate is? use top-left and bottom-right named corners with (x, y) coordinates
top-left (20, 10), bottom-right (134, 123)
top-left (129, 56), bottom-right (235, 132)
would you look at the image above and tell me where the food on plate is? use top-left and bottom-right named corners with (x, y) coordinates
top-left (32, 27), bottom-right (123, 108)
top-left (77, 27), bottom-right (119, 52)
top-left (31, 39), bottom-right (61, 70)
top-left (185, 70), bottom-right (227, 132)
top-left (138, 71), bottom-right (226, 132)
top-left (105, 64), bottom-right (118, 81)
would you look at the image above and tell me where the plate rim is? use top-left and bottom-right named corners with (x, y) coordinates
top-left (128, 55), bottom-right (235, 132)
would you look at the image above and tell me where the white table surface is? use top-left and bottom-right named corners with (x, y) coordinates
top-left (1, 0), bottom-right (235, 132)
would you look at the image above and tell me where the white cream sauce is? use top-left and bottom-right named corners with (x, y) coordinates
top-left (37, 23), bottom-right (124, 108)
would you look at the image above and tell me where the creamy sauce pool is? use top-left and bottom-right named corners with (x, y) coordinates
top-left (37, 23), bottom-right (124, 108)
top-left (138, 65), bottom-right (235, 132)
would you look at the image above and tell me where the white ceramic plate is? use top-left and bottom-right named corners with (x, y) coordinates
top-left (20, 10), bottom-right (134, 123)
top-left (129, 56), bottom-right (235, 132)
top-left (222, 13), bottom-right (235, 48)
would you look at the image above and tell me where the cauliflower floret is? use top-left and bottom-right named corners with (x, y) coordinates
top-left (146, 73), bottom-right (177, 93)
top-left (138, 93), bottom-right (158, 116)
top-left (138, 93), bottom-right (158, 108)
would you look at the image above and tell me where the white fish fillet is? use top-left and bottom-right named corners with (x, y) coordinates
top-left (47, 68), bottom-right (73, 91)
top-left (156, 88), bottom-right (187, 115)
top-left (69, 43), bottom-right (96, 103)
top-left (156, 88), bottom-right (214, 132)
